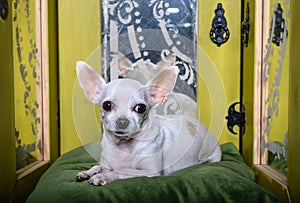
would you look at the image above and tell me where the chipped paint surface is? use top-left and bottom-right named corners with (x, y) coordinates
top-left (262, 0), bottom-right (290, 175)
top-left (12, 0), bottom-right (42, 170)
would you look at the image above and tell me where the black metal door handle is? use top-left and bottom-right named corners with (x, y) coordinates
top-left (210, 24), bottom-right (230, 47)
top-left (210, 3), bottom-right (230, 47)
top-left (0, 0), bottom-right (8, 20)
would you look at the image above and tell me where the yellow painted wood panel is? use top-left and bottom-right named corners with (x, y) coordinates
top-left (198, 0), bottom-right (241, 147)
top-left (58, 0), bottom-right (101, 154)
top-left (12, 0), bottom-right (42, 170)
top-left (254, 1), bottom-right (300, 201)
top-left (242, 0), bottom-right (256, 166)
top-left (288, 0), bottom-right (300, 201)
top-left (0, 0), bottom-right (16, 200)
top-left (261, 0), bottom-right (290, 164)
top-left (47, 0), bottom-right (60, 162)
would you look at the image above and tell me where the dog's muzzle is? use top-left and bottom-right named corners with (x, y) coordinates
top-left (114, 131), bottom-right (131, 140)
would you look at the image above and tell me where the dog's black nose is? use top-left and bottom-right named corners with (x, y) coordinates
top-left (116, 118), bottom-right (129, 129)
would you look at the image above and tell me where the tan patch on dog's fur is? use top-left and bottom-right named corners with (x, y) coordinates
top-left (187, 121), bottom-right (197, 136)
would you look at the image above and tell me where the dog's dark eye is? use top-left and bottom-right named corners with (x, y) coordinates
top-left (102, 101), bottom-right (113, 111)
top-left (133, 104), bottom-right (147, 114)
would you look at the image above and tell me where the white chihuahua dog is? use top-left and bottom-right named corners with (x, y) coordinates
top-left (75, 61), bottom-right (221, 186)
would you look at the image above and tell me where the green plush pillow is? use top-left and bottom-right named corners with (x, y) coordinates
top-left (27, 142), bottom-right (280, 203)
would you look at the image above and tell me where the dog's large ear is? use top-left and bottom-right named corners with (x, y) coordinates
top-left (157, 54), bottom-right (176, 69)
top-left (146, 66), bottom-right (179, 104)
top-left (76, 61), bottom-right (106, 104)
top-left (112, 52), bottom-right (133, 76)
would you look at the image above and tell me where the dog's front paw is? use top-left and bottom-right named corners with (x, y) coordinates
top-left (76, 165), bottom-right (103, 182)
top-left (76, 171), bottom-right (90, 182)
top-left (88, 173), bottom-right (113, 186)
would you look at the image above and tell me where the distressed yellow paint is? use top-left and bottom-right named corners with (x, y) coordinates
top-left (12, 0), bottom-right (42, 170)
top-left (198, 0), bottom-right (241, 147)
top-left (58, 0), bottom-right (101, 154)
top-left (263, 0), bottom-right (290, 149)
top-left (253, 1), bottom-right (298, 201)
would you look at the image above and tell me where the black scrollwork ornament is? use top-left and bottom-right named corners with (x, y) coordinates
top-left (271, 3), bottom-right (288, 46)
top-left (0, 0), bottom-right (8, 20)
top-left (210, 3), bottom-right (230, 47)
top-left (241, 2), bottom-right (250, 47)
top-left (225, 102), bottom-right (246, 135)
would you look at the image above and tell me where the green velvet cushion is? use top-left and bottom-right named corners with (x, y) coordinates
top-left (27, 142), bottom-right (280, 203)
